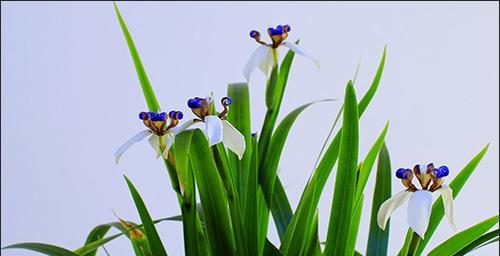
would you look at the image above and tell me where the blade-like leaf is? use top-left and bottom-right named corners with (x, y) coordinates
top-left (366, 143), bottom-right (392, 256)
top-left (271, 177), bottom-right (293, 240)
top-left (124, 176), bottom-right (168, 256)
top-left (189, 130), bottom-right (236, 255)
top-left (324, 81), bottom-right (359, 256)
top-left (454, 228), bottom-right (499, 255)
top-left (428, 215), bottom-right (499, 256)
top-left (2, 243), bottom-right (80, 256)
top-left (244, 137), bottom-right (259, 256)
top-left (280, 47), bottom-right (386, 255)
top-left (346, 194), bottom-right (364, 256)
top-left (113, 3), bottom-right (159, 112)
top-left (227, 83), bottom-right (252, 202)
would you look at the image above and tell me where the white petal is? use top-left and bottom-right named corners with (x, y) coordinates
top-left (284, 41), bottom-right (320, 68)
top-left (259, 47), bottom-right (274, 77)
top-left (170, 118), bottom-right (198, 135)
top-left (162, 133), bottom-right (174, 159)
top-left (377, 190), bottom-right (412, 230)
top-left (114, 130), bottom-right (151, 164)
top-left (439, 184), bottom-right (457, 231)
top-left (407, 190), bottom-right (433, 238)
top-left (148, 134), bottom-right (161, 158)
top-left (204, 115), bottom-right (223, 146)
top-left (243, 45), bottom-right (270, 81)
top-left (222, 120), bottom-right (246, 159)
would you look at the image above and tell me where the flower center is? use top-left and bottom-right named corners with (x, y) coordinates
top-left (187, 96), bottom-right (232, 120)
top-left (139, 110), bottom-right (182, 136)
top-left (249, 24), bottom-right (291, 48)
top-left (396, 163), bottom-right (449, 192)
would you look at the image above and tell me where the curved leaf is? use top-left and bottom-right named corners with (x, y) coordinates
top-left (2, 243), bottom-right (80, 256)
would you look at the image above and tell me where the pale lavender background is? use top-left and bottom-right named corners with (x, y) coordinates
top-left (1, 2), bottom-right (498, 255)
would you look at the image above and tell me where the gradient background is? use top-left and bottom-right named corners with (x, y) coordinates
top-left (2, 2), bottom-right (498, 255)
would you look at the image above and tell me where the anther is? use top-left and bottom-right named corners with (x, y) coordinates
top-left (139, 112), bottom-right (150, 120)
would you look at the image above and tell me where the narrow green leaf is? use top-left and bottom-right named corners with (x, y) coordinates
top-left (258, 45), bottom-right (296, 172)
top-left (271, 177), bottom-right (293, 240)
top-left (280, 47), bottom-right (387, 255)
top-left (366, 143), bottom-right (392, 256)
top-left (113, 2), bottom-right (159, 112)
top-left (124, 176), bottom-right (168, 256)
top-left (174, 131), bottom-right (200, 256)
top-left (454, 228), bottom-right (499, 255)
top-left (2, 243), bottom-right (80, 256)
top-left (261, 100), bottom-right (334, 205)
top-left (264, 239), bottom-right (283, 256)
top-left (82, 221), bottom-right (146, 256)
top-left (324, 81), bottom-right (359, 256)
top-left (303, 210), bottom-right (322, 256)
top-left (409, 143), bottom-right (491, 255)
top-left (346, 193), bottom-right (364, 256)
top-left (428, 215), bottom-right (499, 256)
top-left (244, 137), bottom-right (259, 256)
top-left (227, 83), bottom-right (252, 202)
top-left (189, 130), bottom-right (236, 255)
top-left (354, 122), bottom-right (389, 204)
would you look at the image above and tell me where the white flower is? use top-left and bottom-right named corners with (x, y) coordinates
top-left (377, 164), bottom-right (456, 238)
top-left (183, 94), bottom-right (246, 159)
top-left (243, 24), bottom-right (319, 81)
top-left (114, 111), bottom-right (184, 164)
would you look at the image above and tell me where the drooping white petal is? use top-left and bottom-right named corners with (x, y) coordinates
top-left (204, 115), bottom-right (223, 146)
top-left (114, 130), bottom-right (152, 164)
top-left (222, 120), bottom-right (246, 159)
top-left (439, 184), bottom-right (457, 231)
top-left (161, 133), bottom-right (175, 159)
top-left (259, 47), bottom-right (274, 77)
top-left (170, 118), bottom-right (198, 135)
top-left (407, 190), bottom-right (433, 238)
top-left (377, 190), bottom-right (412, 230)
top-left (243, 45), bottom-right (270, 81)
top-left (284, 41), bottom-right (320, 68)
top-left (148, 134), bottom-right (161, 158)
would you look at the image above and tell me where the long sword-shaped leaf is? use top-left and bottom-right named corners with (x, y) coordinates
top-left (124, 176), bottom-right (168, 256)
top-left (366, 143), bottom-right (392, 256)
top-left (189, 130), bottom-right (236, 255)
top-left (113, 3), bottom-right (159, 112)
top-left (454, 228), bottom-right (499, 255)
top-left (227, 83), bottom-right (252, 203)
top-left (428, 215), bottom-right (499, 256)
top-left (400, 144), bottom-right (491, 255)
top-left (2, 243), bottom-right (81, 256)
top-left (271, 177), bottom-right (293, 239)
top-left (324, 81), bottom-right (359, 255)
top-left (244, 137), bottom-right (259, 256)
top-left (280, 47), bottom-right (387, 255)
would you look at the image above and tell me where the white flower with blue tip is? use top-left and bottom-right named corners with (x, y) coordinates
top-left (182, 94), bottom-right (246, 159)
top-left (243, 24), bottom-right (319, 81)
top-left (377, 163), bottom-right (456, 238)
top-left (114, 110), bottom-right (184, 164)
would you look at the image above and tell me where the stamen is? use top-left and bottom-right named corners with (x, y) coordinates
top-left (139, 111), bottom-right (150, 120)
top-left (249, 30), bottom-right (260, 39)
top-left (435, 166), bottom-right (449, 178)
top-left (284, 24), bottom-right (291, 32)
top-left (188, 98), bottom-right (203, 109)
top-left (218, 97), bottom-right (232, 119)
top-left (396, 168), bottom-right (417, 191)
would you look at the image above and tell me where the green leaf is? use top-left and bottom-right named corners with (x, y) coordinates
top-left (261, 99), bottom-right (334, 205)
top-left (124, 176), bottom-right (169, 256)
top-left (366, 143), bottom-right (392, 256)
top-left (354, 122), bottom-right (389, 204)
top-left (280, 47), bottom-right (387, 255)
top-left (259, 45), bottom-right (296, 172)
top-left (189, 130), bottom-right (236, 255)
top-left (454, 228), bottom-right (499, 255)
top-left (227, 83), bottom-right (252, 202)
top-left (407, 143), bottom-right (491, 255)
top-left (428, 215), bottom-right (499, 256)
top-left (271, 177), bottom-right (293, 240)
top-left (2, 243), bottom-right (81, 256)
top-left (81, 221), bottom-right (146, 256)
top-left (324, 81), bottom-right (359, 256)
top-left (244, 137), bottom-right (259, 256)
top-left (264, 239), bottom-right (283, 256)
top-left (346, 193), bottom-right (364, 256)
top-left (113, 2), bottom-right (159, 112)
top-left (303, 210), bottom-right (322, 256)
